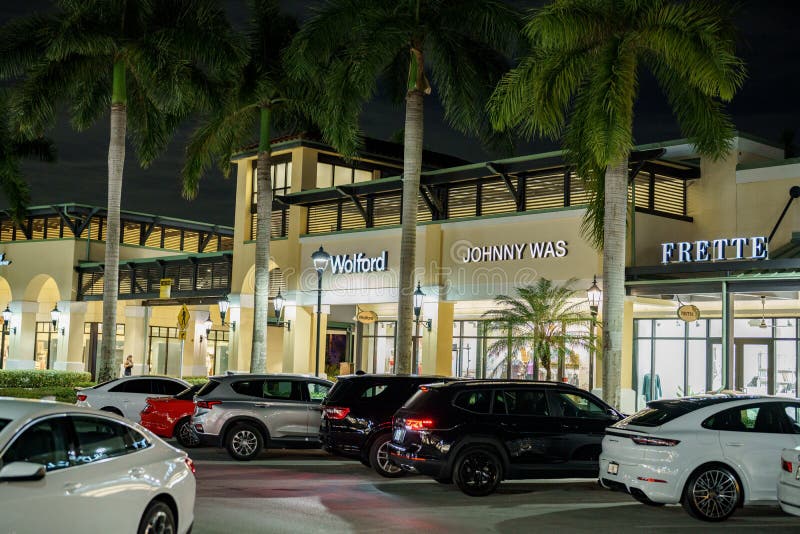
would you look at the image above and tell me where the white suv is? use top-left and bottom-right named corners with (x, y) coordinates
top-left (76, 376), bottom-right (190, 421)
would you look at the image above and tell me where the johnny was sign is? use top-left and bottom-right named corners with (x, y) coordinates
top-left (330, 251), bottom-right (388, 274)
top-left (662, 236), bottom-right (768, 264)
top-left (462, 241), bottom-right (568, 263)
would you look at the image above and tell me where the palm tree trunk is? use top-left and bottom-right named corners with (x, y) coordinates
top-left (97, 60), bottom-right (126, 382)
top-left (251, 106), bottom-right (272, 373)
top-left (601, 158), bottom-right (628, 408)
top-left (395, 89), bottom-right (424, 374)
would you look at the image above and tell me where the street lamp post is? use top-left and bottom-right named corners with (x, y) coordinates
top-left (312, 246), bottom-right (331, 377)
top-left (411, 282), bottom-right (432, 375)
top-left (1, 305), bottom-right (11, 369)
top-left (587, 275), bottom-right (602, 391)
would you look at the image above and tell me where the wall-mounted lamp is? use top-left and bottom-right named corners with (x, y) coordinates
top-left (51, 304), bottom-right (64, 335)
top-left (200, 317), bottom-right (213, 342)
top-left (273, 291), bottom-right (291, 331)
top-left (413, 283), bottom-right (432, 332)
top-left (218, 298), bottom-right (235, 330)
top-left (2, 305), bottom-right (15, 335)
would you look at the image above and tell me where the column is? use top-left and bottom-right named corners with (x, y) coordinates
top-left (5, 301), bottom-right (37, 370)
top-left (619, 298), bottom-right (635, 413)
top-left (419, 301), bottom-right (454, 377)
top-left (53, 301), bottom-right (87, 372)
top-left (284, 304), bottom-right (311, 373)
top-left (185, 306), bottom-right (211, 377)
top-left (119, 305), bottom-right (148, 375)
top-left (228, 293), bottom-right (251, 372)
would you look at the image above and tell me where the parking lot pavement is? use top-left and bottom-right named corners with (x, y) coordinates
top-left (182, 446), bottom-right (799, 534)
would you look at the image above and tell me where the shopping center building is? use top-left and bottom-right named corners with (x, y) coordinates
top-left (1, 133), bottom-right (798, 412)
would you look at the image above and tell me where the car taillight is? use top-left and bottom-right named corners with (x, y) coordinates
top-left (196, 400), bottom-right (221, 409)
top-left (404, 418), bottom-right (434, 431)
top-left (76, 394), bottom-right (87, 402)
top-left (631, 436), bottom-right (680, 447)
top-left (323, 406), bottom-right (350, 420)
top-left (184, 457), bottom-right (196, 474)
top-left (782, 459), bottom-right (793, 473)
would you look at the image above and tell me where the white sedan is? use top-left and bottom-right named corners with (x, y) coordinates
top-left (600, 395), bottom-right (800, 521)
top-left (779, 446), bottom-right (800, 516)
top-left (0, 397), bottom-right (195, 534)
top-left (77, 375), bottom-right (190, 420)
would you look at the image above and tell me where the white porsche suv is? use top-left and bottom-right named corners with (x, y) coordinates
top-left (600, 395), bottom-right (800, 522)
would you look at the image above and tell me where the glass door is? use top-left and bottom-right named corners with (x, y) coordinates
top-left (734, 340), bottom-right (772, 395)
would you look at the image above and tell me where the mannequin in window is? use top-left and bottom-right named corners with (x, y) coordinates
top-left (643, 372), bottom-right (662, 402)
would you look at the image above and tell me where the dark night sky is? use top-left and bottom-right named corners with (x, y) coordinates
top-left (0, 0), bottom-right (798, 226)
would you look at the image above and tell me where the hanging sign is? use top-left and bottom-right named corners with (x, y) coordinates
top-left (677, 304), bottom-right (701, 322)
top-left (356, 310), bottom-right (378, 324)
top-left (159, 278), bottom-right (173, 299)
top-left (661, 236), bottom-right (767, 264)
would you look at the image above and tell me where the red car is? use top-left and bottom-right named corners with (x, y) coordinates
top-left (140, 383), bottom-right (201, 447)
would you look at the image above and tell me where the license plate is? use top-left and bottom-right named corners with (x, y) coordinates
top-left (393, 428), bottom-right (405, 442)
top-left (607, 462), bottom-right (619, 475)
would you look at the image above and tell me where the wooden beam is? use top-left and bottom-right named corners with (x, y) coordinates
top-left (335, 186), bottom-right (369, 222)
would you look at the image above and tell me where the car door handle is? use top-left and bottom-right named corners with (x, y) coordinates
top-left (254, 403), bottom-right (272, 408)
top-left (64, 482), bottom-right (82, 494)
top-left (725, 442), bottom-right (744, 447)
top-left (128, 467), bottom-right (146, 478)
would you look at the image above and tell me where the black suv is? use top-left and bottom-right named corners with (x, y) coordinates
top-left (389, 380), bottom-right (623, 495)
top-left (320, 374), bottom-right (457, 477)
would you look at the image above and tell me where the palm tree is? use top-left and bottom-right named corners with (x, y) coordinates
top-left (182, 0), bottom-right (306, 373)
top-left (0, 91), bottom-right (56, 222)
top-left (0, 0), bottom-right (243, 381)
top-left (484, 279), bottom-right (595, 382)
top-left (489, 0), bottom-right (745, 406)
top-left (288, 0), bottom-right (520, 373)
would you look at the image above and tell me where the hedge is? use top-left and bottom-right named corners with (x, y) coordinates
top-left (0, 387), bottom-right (79, 404)
top-left (183, 376), bottom-right (209, 386)
top-left (0, 370), bottom-right (94, 389)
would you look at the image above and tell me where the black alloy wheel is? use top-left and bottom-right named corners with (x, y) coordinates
top-left (138, 500), bottom-right (176, 534)
top-left (175, 418), bottom-right (200, 448)
top-left (225, 423), bottom-right (264, 461)
top-left (682, 464), bottom-right (741, 522)
top-left (453, 446), bottom-right (503, 497)
top-left (370, 433), bottom-right (404, 478)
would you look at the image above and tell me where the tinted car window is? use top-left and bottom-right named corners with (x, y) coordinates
top-left (0, 419), bottom-right (9, 432)
top-left (196, 379), bottom-right (220, 397)
top-left (361, 384), bottom-right (389, 399)
top-left (72, 416), bottom-right (150, 464)
top-left (307, 382), bottom-right (330, 402)
top-left (623, 406), bottom-right (684, 427)
top-left (121, 379), bottom-right (154, 394)
top-left (3, 417), bottom-right (72, 471)
top-left (263, 380), bottom-right (302, 401)
top-left (231, 380), bottom-right (265, 397)
top-left (175, 384), bottom-right (201, 400)
top-left (453, 390), bottom-right (491, 414)
top-left (555, 392), bottom-right (608, 418)
top-left (161, 380), bottom-right (188, 396)
top-left (498, 389), bottom-right (550, 416)
top-left (785, 403), bottom-right (800, 433)
top-left (703, 403), bottom-right (790, 433)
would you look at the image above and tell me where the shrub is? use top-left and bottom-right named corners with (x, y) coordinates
top-left (0, 387), bottom-right (79, 404)
top-left (183, 376), bottom-right (210, 386)
top-left (0, 370), bottom-right (93, 388)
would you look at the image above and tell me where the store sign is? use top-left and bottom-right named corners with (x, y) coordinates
top-left (661, 236), bottom-right (768, 264)
top-left (330, 251), bottom-right (388, 274)
top-left (677, 304), bottom-right (701, 322)
top-left (159, 278), bottom-right (173, 299)
top-left (356, 310), bottom-right (378, 324)
top-left (462, 241), bottom-right (568, 264)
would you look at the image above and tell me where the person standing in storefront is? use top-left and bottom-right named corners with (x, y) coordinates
top-left (123, 355), bottom-right (134, 376)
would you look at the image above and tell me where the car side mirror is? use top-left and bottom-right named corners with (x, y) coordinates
top-left (0, 461), bottom-right (46, 482)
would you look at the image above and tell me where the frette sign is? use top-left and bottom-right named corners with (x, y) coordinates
top-left (462, 241), bottom-right (568, 263)
top-left (661, 236), bottom-right (768, 264)
top-left (330, 251), bottom-right (388, 274)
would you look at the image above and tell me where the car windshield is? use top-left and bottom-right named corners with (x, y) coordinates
top-left (0, 418), bottom-right (10, 432)
top-left (196, 380), bottom-right (220, 397)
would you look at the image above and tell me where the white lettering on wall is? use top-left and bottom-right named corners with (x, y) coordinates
top-left (330, 251), bottom-right (389, 274)
top-left (462, 240), bottom-right (568, 263)
top-left (661, 236), bottom-right (768, 264)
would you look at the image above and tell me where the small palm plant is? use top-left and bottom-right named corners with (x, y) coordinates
top-left (483, 279), bottom-right (596, 381)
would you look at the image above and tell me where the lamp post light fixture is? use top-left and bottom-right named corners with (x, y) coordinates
top-left (311, 246), bottom-right (331, 377)
top-left (273, 290), bottom-right (291, 331)
top-left (411, 282), bottom-right (432, 375)
top-left (218, 298), bottom-right (230, 329)
top-left (587, 275), bottom-right (602, 391)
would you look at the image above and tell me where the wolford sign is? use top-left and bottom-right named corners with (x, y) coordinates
top-left (661, 236), bottom-right (768, 264)
top-left (330, 251), bottom-right (388, 274)
top-left (463, 241), bottom-right (568, 263)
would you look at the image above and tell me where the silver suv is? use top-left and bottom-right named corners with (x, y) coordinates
top-left (192, 374), bottom-right (333, 460)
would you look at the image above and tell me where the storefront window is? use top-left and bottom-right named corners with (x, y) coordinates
top-left (360, 321), bottom-right (395, 374)
top-left (206, 330), bottom-right (229, 376)
top-left (82, 323), bottom-right (124, 378)
top-left (148, 326), bottom-right (183, 376)
top-left (34, 322), bottom-right (57, 370)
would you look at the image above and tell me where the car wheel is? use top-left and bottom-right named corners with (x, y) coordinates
top-left (434, 476), bottom-right (452, 484)
top-left (138, 500), bottom-right (175, 534)
top-left (632, 492), bottom-right (665, 507)
top-left (101, 407), bottom-right (123, 416)
top-left (682, 464), bottom-right (741, 522)
top-left (453, 446), bottom-right (503, 497)
top-left (226, 423), bottom-right (264, 461)
top-left (370, 434), bottom-right (404, 478)
top-left (175, 418), bottom-right (200, 448)
top-left (359, 455), bottom-right (372, 468)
